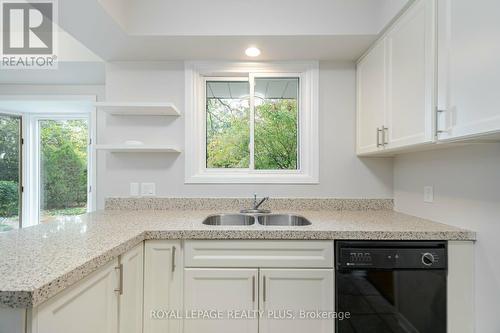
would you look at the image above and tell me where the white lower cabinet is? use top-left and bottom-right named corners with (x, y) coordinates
top-left (143, 240), bottom-right (182, 333)
top-left (118, 243), bottom-right (144, 333)
top-left (183, 269), bottom-right (258, 333)
top-left (2, 239), bottom-right (474, 333)
top-left (183, 240), bottom-right (336, 333)
top-left (259, 269), bottom-right (334, 333)
top-left (33, 259), bottom-right (119, 333)
top-left (32, 243), bottom-right (144, 333)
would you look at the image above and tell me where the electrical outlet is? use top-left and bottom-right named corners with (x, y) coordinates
top-left (130, 182), bottom-right (139, 196)
top-left (424, 186), bottom-right (434, 203)
top-left (141, 183), bottom-right (156, 196)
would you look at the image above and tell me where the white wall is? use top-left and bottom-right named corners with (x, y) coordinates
top-left (97, 61), bottom-right (394, 207)
top-left (394, 144), bottom-right (500, 333)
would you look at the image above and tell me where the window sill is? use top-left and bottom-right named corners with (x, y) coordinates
top-left (185, 172), bottom-right (319, 184)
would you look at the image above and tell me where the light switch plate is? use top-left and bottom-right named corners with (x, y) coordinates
top-left (141, 183), bottom-right (156, 196)
top-left (130, 182), bottom-right (139, 196)
top-left (424, 186), bottom-right (434, 203)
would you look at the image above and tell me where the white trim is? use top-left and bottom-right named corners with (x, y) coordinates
top-left (30, 113), bottom-right (93, 224)
top-left (248, 76), bottom-right (256, 170)
top-left (0, 111), bottom-right (25, 229)
top-left (89, 107), bottom-right (97, 212)
top-left (185, 61), bottom-right (319, 184)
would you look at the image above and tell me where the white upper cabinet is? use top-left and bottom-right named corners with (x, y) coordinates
top-left (385, 0), bottom-right (436, 149)
top-left (356, 40), bottom-right (387, 154)
top-left (358, 0), bottom-right (500, 155)
top-left (436, 0), bottom-right (500, 140)
top-left (357, 0), bottom-right (436, 155)
top-left (356, 0), bottom-right (437, 155)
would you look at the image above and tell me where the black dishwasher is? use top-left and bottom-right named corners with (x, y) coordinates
top-left (335, 241), bottom-right (447, 333)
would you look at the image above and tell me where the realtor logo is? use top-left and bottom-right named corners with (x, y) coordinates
top-left (1, 0), bottom-right (57, 69)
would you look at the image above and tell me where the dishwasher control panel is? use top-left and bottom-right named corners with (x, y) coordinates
top-left (336, 241), bottom-right (447, 270)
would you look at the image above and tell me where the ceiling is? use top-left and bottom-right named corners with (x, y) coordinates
top-left (0, 0), bottom-right (409, 85)
top-left (56, 0), bottom-right (409, 62)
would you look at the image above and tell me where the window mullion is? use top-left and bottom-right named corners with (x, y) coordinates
top-left (249, 74), bottom-right (256, 170)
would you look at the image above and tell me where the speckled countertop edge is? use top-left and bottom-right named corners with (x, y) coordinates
top-left (0, 209), bottom-right (475, 309)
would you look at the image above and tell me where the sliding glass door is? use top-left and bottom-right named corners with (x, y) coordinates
top-left (38, 118), bottom-right (89, 223)
top-left (0, 114), bottom-right (22, 231)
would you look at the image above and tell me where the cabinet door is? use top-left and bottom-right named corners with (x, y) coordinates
top-left (259, 269), bottom-right (334, 333)
top-left (34, 259), bottom-right (119, 333)
top-left (184, 268), bottom-right (258, 333)
top-left (437, 0), bottom-right (500, 140)
top-left (385, 0), bottom-right (436, 149)
top-left (119, 243), bottom-right (144, 333)
top-left (143, 240), bottom-right (182, 333)
top-left (356, 40), bottom-right (386, 154)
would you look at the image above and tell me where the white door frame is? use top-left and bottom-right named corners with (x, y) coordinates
top-left (0, 95), bottom-right (97, 227)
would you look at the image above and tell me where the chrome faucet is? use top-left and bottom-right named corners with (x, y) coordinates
top-left (240, 193), bottom-right (271, 214)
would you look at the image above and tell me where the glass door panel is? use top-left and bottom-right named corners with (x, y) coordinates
top-left (0, 114), bottom-right (22, 231)
top-left (39, 119), bottom-right (88, 223)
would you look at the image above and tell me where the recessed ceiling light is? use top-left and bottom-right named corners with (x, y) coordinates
top-left (245, 47), bottom-right (261, 57)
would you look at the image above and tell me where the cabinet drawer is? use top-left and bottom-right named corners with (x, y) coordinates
top-left (184, 240), bottom-right (334, 268)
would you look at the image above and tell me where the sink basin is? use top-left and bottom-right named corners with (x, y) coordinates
top-left (257, 214), bottom-right (311, 226)
top-left (203, 214), bottom-right (255, 226)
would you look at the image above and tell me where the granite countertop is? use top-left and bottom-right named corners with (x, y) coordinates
top-left (0, 209), bottom-right (475, 308)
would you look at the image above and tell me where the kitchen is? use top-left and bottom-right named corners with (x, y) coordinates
top-left (0, 0), bottom-right (498, 332)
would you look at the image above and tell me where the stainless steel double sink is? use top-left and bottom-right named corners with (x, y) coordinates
top-left (202, 214), bottom-right (311, 226)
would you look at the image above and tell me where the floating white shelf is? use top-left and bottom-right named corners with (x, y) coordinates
top-left (95, 102), bottom-right (180, 116)
top-left (94, 145), bottom-right (181, 153)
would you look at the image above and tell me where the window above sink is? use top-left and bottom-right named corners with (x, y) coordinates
top-left (185, 62), bottom-right (319, 184)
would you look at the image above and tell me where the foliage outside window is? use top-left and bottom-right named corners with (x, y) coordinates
top-left (0, 116), bottom-right (89, 231)
top-left (39, 119), bottom-right (88, 223)
top-left (206, 77), bottom-right (299, 170)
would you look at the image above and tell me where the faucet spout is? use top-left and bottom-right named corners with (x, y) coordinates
top-left (240, 194), bottom-right (271, 214)
top-left (254, 197), bottom-right (269, 210)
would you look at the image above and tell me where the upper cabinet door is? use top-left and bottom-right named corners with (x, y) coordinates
top-left (143, 240), bottom-right (183, 333)
top-left (119, 243), bottom-right (144, 333)
top-left (385, 0), bottom-right (436, 149)
top-left (356, 40), bottom-right (386, 154)
top-left (437, 0), bottom-right (500, 140)
top-left (259, 269), bottom-right (334, 333)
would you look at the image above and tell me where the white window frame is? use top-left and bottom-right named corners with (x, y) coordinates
top-left (29, 113), bottom-right (94, 226)
top-left (0, 95), bottom-right (96, 228)
top-left (185, 61), bottom-right (319, 184)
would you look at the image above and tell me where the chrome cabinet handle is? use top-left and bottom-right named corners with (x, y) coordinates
top-left (376, 128), bottom-right (383, 147)
top-left (171, 246), bottom-right (176, 273)
top-left (252, 276), bottom-right (256, 303)
top-left (436, 109), bottom-right (446, 136)
top-left (382, 127), bottom-right (388, 145)
top-left (114, 264), bottom-right (123, 295)
top-left (263, 275), bottom-right (267, 303)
